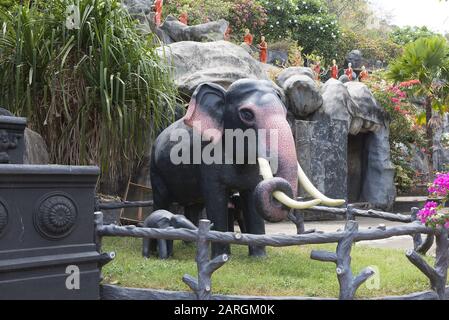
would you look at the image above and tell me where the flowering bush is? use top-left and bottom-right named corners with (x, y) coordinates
top-left (366, 72), bottom-right (425, 192)
top-left (428, 173), bottom-right (449, 198)
top-left (418, 173), bottom-right (449, 229)
top-left (227, 0), bottom-right (268, 37)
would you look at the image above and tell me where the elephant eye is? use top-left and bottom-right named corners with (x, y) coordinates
top-left (240, 109), bottom-right (255, 122)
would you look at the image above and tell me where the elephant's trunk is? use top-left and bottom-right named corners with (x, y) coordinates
top-left (254, 116), bottom-right (317, 222)
top-left (254, 115), bottom-right (344, 222)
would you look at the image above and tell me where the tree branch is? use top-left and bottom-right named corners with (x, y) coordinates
top-left (205, 254), bottom-right (229, 276)
top-left (353, 267), bottom-right (376, 291)
top-left (182, 274), bottom-right (198, 292)
top-left (406, 250), bottom-right (439, 285)
top-left (310, 250), bottom-right (337, 262)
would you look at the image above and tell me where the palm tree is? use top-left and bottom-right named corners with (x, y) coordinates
top-left (388, 36), bottom-right (449, 176)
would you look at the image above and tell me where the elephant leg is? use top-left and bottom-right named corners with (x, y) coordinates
top-left (202, 179), bottom-right (230, 258)
top-left (151, 170), bottom-right (171, 211)
top-left (167, 240), bottom-right (174, 257)
top-left (241, 190), bottom-right (267, 257)
top-left (184, 203), bottom-right (203, 227)
top-left (237, 210), bottom-right (247, 234)
top-left (228, 208), bottom-right (236, 232)
top-left (142, 239), bottom-right (157, 258)
top-left (142, 215), bottom-right (156, 258)
top-left (183, 204), bottom-right (202, 245)
top-left (150, 239), bottom-right (158, 253)
top-left (158, 239), bottom-right (169, 259)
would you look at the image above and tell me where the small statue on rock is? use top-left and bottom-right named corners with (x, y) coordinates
top-left (224, 25), bottom-right (232, 41)
top-left (330, 59), bottom-right (339, 79)
top-left (359, 65), bottom-right (369, 82)
top-left (152, 0), bottom-right (163, 27)
top-left (313, 60), bottom-right (322, 81)
top-left (179, 12), bottom-right (188, 25)
top-left (243, 29), bottom-right (253, 46)
top-left (258, 36), bottom-right (268, 63)
top-left (345, 62), bottom-right (354, 81)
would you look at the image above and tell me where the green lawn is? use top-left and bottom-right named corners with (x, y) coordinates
top-left (102, 237), bottom-right (437, 298)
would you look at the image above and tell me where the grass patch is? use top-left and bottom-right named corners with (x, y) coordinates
top-left (102, 237), bottom-right (438, 298)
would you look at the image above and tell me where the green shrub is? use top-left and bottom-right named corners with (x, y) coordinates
top-left (164, 0), bottom-right (232, 25)
top-left (0, 0), bottom-right (178, 192)
top-left (366, 72), bottom-right (426, 192)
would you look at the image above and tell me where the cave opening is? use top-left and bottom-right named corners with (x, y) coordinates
top-left (347, 133), bottom-right (369, 203)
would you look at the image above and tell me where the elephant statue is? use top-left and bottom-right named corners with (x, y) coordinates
top-left (150, 79), bottom-right (344, 257)
top-left (142, 210), bottom-right (198, 259)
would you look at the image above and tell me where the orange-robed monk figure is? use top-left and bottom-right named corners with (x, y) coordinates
top-left (331, 59), bottom-right (339, 79)
top-left (244, 29), bottom-right (253, 46)
top-left (258, 36), bottom-right (268, 63)
top-left (345, 63), bottom-right (353, 81)
top-left (313, 61), bottom-right (321, 80)
top-left (179, 12), bottom-right (188, 25)
top-left (359, 66), bottom-right (369, 82)
top-left (153, 0), bottom-right (163, 27)
top-left (224, 26), bottom-right (232, 41)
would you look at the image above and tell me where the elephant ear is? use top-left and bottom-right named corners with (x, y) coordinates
top-left (183, 83), bottom-right (226, 144)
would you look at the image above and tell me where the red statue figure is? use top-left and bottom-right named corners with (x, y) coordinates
top-left (345, 63), bottom-right (353, 81)
top-left (224, 26), bottom-right (232, 41)
top-left (153, 0), bottom-right (163, 27)
top-left (243, 29), bottom-right (253, 46)
top-left (258, 36), bottom-right (268, 63)
top-left (331, 59), bottom-right (339, 79)
top-left (359, 66), bottom-right (369, 82)
top-left (179, 12), bottom-right (188, 25)
top-left (313, 61), bottom-right (321, 80)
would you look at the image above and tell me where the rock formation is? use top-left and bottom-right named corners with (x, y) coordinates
top-left (157, 40), bottom-right (269, 97)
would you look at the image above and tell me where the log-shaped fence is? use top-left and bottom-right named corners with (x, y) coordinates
top-left (95, 206), bottom-right (449, 300)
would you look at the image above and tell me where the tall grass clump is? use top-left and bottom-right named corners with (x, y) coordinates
top-left (0, 0), bottom-right (178, 192)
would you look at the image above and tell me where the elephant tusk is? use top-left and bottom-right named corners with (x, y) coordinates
top-left (258, 158), bottom-right (321, 209)
top-left (297, 162), bottom-right (345, 207)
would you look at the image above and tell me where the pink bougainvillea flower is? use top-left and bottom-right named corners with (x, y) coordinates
top-left (418, 201), bottom-right (439, 224)
top-left (428, 173), bottom-right (449, 197)
top-left (391, 97), bottom-right (400, 104)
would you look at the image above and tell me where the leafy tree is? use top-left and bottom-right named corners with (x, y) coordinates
top-left (260, 0), bottom-right (341, 62)
top-left (388, 36), bottom-right (449, 175)
top-left (335, 28), bottom-right (402, 66)
top-left (390, 26), bottom-right (439, 46)
top-left (325, 0), bottom-right (373, 30)
top-left (325, 0), bottom-right (406, 65)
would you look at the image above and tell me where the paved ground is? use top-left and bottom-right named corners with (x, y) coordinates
top-left (258, 217), bottom-right (435, 254)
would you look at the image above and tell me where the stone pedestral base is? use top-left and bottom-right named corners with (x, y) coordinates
top-left (0, 165), bottom-right (103, 299)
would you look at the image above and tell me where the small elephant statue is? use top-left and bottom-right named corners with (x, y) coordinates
top-left (142, 210), bottom-right (198, 259)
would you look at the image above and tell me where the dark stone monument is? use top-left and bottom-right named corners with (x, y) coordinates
top-left (0, 116), bottom-right (26, 164)
top-left (295, 119), bottom-right (348, 220)
top-left (0, 165), bottom-right (105, 299)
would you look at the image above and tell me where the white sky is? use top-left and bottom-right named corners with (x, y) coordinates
top-left (369, 0), bottom-right (449, 34)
